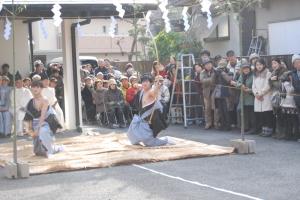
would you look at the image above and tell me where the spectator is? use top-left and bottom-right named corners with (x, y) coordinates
top-left (252, 58), bottom-right (273, 136)
top-left (151, 61), bottom-right (167, 78)
top-left (80, 65), bottom-right (90, 81)
top-left (165, 56), bottom-right (177, 75)
top-left (155, 75), bottom-right (170, 120)
top-left (93, 79), bottom-right (108, 125)
top-left (103, 80), bottom-right (109, 89)
top-left (11, 71), bottom-right (32, 136)
top-left (120, 76), bottom-right (130, 96)
top-left (96, 72), bottom-right (104, 80)
top-left (41, 74), bottom-right (65, 129)
top-left (0, 76), bottom-right (12, 137)
top-left (200, 60), bottom-right (216, 129)
top-left (200, 50), bottom-right (211, 64)
top-left (125, 63), bottom-right (135, 78)
top-left (81, 76), bottom-right (96, 123)
top-left (214, 55), bottom-right (222, 67)
top-left (290, 54), bottom-right (300, 142)
top-left (193, 63), bottom-right (204, 125)
top-left (213, 59), bottom-right (232, 130)
top-left (234, 60), bottom-right (255, 134)
top-left (29, 60), bottom-right (48, 80)
top-left (119, 75), bottom-right (131, 121)
top-left (105, 78), bottom-right (126, 128)
top-left (23, 77), bottom-right (31, 88)
top-left (277, 71), bottom-right (299, 140)
top-left (1, 64), bottom-right (13, 86)
top-left (95, 59), bottom-right (109, 80)
top-left (249, 53), bottom-right (260, 70)
top-left (126, 76), bottom-right (138, 106)
top-left (269, 57), bottom-right (287, 138)
top-left (226, 50), bottom-right (240, 128)
top-left (50, 69), bottom-right (64, 113)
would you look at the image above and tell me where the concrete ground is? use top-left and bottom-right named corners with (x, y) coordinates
top-left (1, 125), bottom-right (300, 200)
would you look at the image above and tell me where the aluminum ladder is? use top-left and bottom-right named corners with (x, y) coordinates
top-left (168, 54), bottom-right (204, 128)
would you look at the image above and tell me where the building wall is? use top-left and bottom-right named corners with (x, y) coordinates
top-left (78, 19), bottom-right (143, 61)
top-left (256, 0), bottom-right (300, 53)
top-left (0, 20), bottom-right (30, 76)
top-left (32, 18), bottom-right (144, 63)
top-left (256, 0), bottom-right (300, 37)
top-left (202, 14), bottom-right (241, 57)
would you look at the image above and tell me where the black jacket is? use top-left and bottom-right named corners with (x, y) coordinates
top-left (291, 70), bottom-right (300, 108)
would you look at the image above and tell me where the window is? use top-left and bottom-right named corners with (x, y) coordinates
top-left (102, 26), bottom-right (106, 34)
top-left (204, 15), bottom-right (230, 42)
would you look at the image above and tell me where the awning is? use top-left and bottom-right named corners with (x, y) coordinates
top-left (1, 0), bottom-right (158, 18)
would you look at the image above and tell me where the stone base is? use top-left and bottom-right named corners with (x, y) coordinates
top-left (230, 139), bottom-right (256, 154)
top-left (18, 162), bottom-right (30, 178)
top-left (4, 162), bottom-right (30, 179)
top-left (4, 162), bottom-right (18, 179)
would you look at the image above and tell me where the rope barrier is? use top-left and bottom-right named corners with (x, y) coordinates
top-left (174, 79), bottom-right (300, 97)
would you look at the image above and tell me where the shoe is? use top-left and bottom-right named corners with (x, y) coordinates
top-left (259, 127), bottom-right (266, 136)
top-left (260, 127), bottom-right (272, 137)
top-left (108, 124), bottom-right (116, 129)
top-left (204, 125), bottom-right (212, 130)
top-left (245, 129), bottom-right (256, 135)
top-left (119, 124), bottom-right (127, 128)
top-left (223, 126), bottom-right (231, 131)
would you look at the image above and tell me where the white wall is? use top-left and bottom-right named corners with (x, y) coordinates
top-left (268, 19), bottom-right (300, 55)
top-left (32, 19), bottom-right (61, 51)
top-left (81, 18), bottom-right (131, 36)
top-left (256, 0), bottom-right (300, 54)
top-left (0, 20), bottom-right (30, 76)
top-left (202, 14), bottom-right (241, 57)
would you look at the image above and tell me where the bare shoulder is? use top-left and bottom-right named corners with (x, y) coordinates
top-left (41, 97), bottom-right (50, 106)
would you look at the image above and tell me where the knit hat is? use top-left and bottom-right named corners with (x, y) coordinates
top-left (120, 75), bottom-right (128, 81)
top-left (202, 59), bottom-right (213, 66)
top-left (34, 60), bottom-right (43, 67)
top-left (84, 76), bottom-right (92, 81)
top-left (32, 74), bottom-right (41, 81)
top-left (129, 75), bottom-right (137, 82)
top-left (292, 54), bottom-right (300, 64)
top-left (96, 72), bottom-right (103, 76)
top-left (249, 53), bottom-right (259, 62)
top-left (125, 63), bottom-right (133, 71)
top-left (240, 58), bottom-right (250, 69)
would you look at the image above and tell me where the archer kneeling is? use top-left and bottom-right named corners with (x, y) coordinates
top-left (127, 74), bottom-right (174, 147)
top-left (24, 81), bottom-right (64, 158)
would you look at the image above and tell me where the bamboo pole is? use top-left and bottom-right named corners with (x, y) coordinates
top-left (240, 77), bottom-right (245, 141)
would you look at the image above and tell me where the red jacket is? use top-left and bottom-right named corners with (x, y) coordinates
top-left (126, 87), bottom-right (138, 105)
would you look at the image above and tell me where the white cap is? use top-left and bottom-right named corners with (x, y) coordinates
top-left (292, 54), bottom-right (300, 64)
